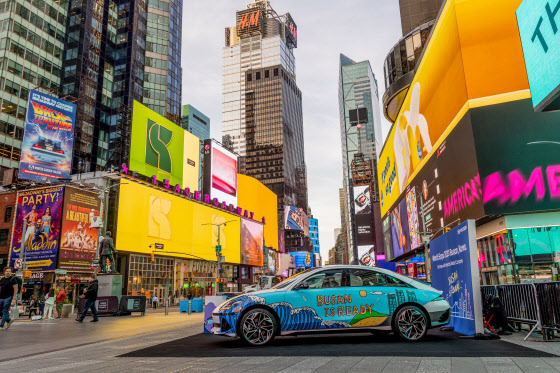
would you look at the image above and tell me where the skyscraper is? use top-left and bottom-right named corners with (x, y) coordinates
top-left (181, 105), bottom-right (210, 141)
top-left (399, 0), bottom-right (444, 35)
top-left (338, 55), bottom-right (383, 264)
top-left (62, 0), bottom-right (182, 173)
top-left (223, 0), bottom-right (308, 251)
top-left (0, 0), bottom-right (68, 173)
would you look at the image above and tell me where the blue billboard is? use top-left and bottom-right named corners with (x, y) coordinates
top-left (429, 220), bottom-right (483, 336)
top-left (517, 0), bottom-right (560, 111)
top-left (289, 251), bottom-right (313, 268)
top-left (18, 90), bottom-right (76, 182)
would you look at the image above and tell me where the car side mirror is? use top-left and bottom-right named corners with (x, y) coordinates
top-left (294, 282), bottom-right (309, 290)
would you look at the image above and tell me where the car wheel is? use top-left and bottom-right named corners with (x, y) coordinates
top-left (392, 305), bottom-right (428, 341)
top-left (239, 308), bottom-right (277, 346)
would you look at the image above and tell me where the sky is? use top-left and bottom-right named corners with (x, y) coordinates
top-left (182, 0), bottom-right (402, 261)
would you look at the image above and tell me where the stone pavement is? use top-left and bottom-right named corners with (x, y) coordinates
top-left (1, 311), bottom-right (560, 372)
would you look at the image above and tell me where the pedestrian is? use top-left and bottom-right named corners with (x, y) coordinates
top-left (28, 296), bottom-right (39, 319)
top-left (55, 285), bottom-right (67, 319)
top-left (43, 288), bottom-right (55, 320)
top-left (0, 267), bottom-right (18, 330)
top-left (76, 279), bottom-right (98, 323)
top-left (152, 295), bottom-right (158, 309)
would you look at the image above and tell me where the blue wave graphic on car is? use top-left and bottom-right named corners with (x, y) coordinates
top-left (270, 302), bottom-right (350, 330)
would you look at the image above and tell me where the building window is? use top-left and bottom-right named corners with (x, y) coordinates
top-left (4, 206), bottom-right (12, 223)
top-left (247, 73), bottom-right (252, 82)
top-left (265, 70), bottom-right (269, 78)
top-left (0, 229), bottom-right (8, 246)
top-left (274, 68), bottom-right (279, 76)
top-left (256, 71), bottom-right (261, 80)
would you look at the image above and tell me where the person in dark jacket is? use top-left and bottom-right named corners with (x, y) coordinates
top-left (76, 279), bottom-right (99, 323)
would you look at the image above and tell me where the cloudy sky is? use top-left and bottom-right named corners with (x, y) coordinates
top-left (182, 1), bottom-right (402, 260)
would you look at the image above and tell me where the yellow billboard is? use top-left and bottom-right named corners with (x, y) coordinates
top-left (378, 0), bottom-right (530, 215)
top-left (116, 179), bottom-right (241, 264)
top-left (237, 174), bottom-right (278, 251)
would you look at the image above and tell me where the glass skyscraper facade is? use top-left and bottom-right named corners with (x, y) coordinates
top-left (181, 104), bottom-right (210, 141)
top-left (0, 0), bottom-right (68, 172)
top-left (338, 54), bottom-right (383, 264)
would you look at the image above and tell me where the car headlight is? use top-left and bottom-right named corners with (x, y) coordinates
top-left (217, 298), bottom-right (244, 312)
top-left (430, 295), bottom-right (445, 302)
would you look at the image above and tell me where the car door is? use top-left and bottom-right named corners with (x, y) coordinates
top-left (282, 268), bottom-right (348, 331)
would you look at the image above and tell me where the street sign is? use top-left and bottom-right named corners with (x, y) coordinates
top-left (14, 259), bottom-right (22, 269)
top-left (55, 269), bottom-right (67, 275)
top-left (27, 259), bottom-right (54, 268)
top-left (215, 245), bottom-right (222, 253)
top-left (91, 262), bottom-right (100, 268)
top-left (155, 243), bottom-right (164, 250)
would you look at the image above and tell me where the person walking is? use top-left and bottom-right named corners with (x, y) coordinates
top-left (0, 267), bottom-right (17, 330)
top-left (43, 288), bottom-right (55, 320)
top-left (55, 285), bottom-right (67, 319)
top-left (76, 279), bottom-right (99, 323)
top-left (28, 296), bottom-right (39, 319)
top-left (152, 295), bottom-right (159, 309)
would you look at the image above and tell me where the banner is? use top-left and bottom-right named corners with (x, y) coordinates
top-left (9, 186), bottom-right (64, 271)
top-left (240, 218), bottom-right (263, 266)
top-left (18, 90), bottom-right (76, 182)
top-left (353, 185), bottom-right (374, 246)
top-left (284, 205), bottom-right (309, 236)
top-left (59, 187), bottom-right (101, 272)
top-left (429, 220), bottom-right (483, 336)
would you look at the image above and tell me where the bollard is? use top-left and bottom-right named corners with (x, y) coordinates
top-left (188, 300), bottom-right (192, 315)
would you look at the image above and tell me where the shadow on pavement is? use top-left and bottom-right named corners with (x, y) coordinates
top-left (119, 330), bottom-right (557, 358)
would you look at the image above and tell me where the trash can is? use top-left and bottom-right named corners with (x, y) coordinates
top-left (191, 298), bottom-right (203, 313)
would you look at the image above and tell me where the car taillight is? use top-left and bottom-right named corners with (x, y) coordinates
top-left (56, 150), bottom-right (63, 154)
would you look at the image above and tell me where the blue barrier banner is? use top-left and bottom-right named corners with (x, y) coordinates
top-left (429, 220), bottom-right (482, 336)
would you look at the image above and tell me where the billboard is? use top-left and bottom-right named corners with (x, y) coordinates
top-left (430, 220), bottom-right (483, 336)
top-left (284, 205), bottom-right (309, 236)
top-left (116, 180), bottom-right (241, 263)
top-left (236, 8), bottom-right (263, 36)
top-left (290, 251), bottom-right (313, 268)
top-left (353, 186), bottom-right (374, 246)
top-left (9, 186), bottom-right (64, 272)
top-left (240, 218), bottom-right (264, 266)
top-left (378, 0), bottom-right (529, 216)
top-left (472, 98), bottom-right (560, 214)
top-left (19, 90), bottom-right (76, 182)
top-left (358, 245), bottom-right (376, 267)
top-left (130, 101), bottom-right (199, 192)
top-left (517, 0), bottom-right (560, 111)
top-left (203, 140), bottom-right (238, 207)
top-left (285, 13), bottom-right (297, 48)
top-left (58, 187), bottom-right (101, 272)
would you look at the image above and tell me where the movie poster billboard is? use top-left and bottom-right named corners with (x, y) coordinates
top-left (9, 186), bottom-right (64, 272)
top-left (240, 218), bottom-right (263, 266)
top-left (284, 205), bottom-right (309, 236)
top-left (18, 90), bottom-right (76, 182)
top-left (430, 220), bottom-right (483, 336)
top-left (353, 185), bottom-right (374, 246)
top-left (58, 187), bottom-right (101, 272)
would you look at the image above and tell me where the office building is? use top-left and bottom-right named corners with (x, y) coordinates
top-left (399, 0), bottom-right (444, 35)
top-left (223, 0), bottom-right (309, 251)
top-left (0, 0), bottom-right (68, 172)
top-left (181, 105), bottom-right (210, 141)
top-left (338, 55), bottom-right (383, 264)
top-left (62, 0), bottom-right (182, 173)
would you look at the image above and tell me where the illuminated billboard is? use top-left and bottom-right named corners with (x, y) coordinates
top-left (203, 140), bottom-right (238, 207)
top-left (378, 0), bottom-right (529, 216)
top-left (130, 101), bottom-right (199, 192)
top-left (353, 186), bottom-right (374, 246)
top-left (116, 180), bottom-right (241, 264)
top-left (240, 218), bottom-right (264, 266)
top-left (9, 186), bottom-right (64, 272)
top-left (285, 13), bottom-right (297, 48)
top-left (517, 0), bottom-right (560, 111)
top-left (284, 205), bottom-right (309, 236)
top-left (290, 251), bottom-right (313, 268)
top-left (58, 187), bottom-right (101, 272)
top-left (236, 8), bottom-right (263, 36)
top-left (19, 90), bottom-right (76, 182)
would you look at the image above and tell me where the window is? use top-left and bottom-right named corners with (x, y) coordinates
top-left (0, 229), bottom-right (8, 246)
top-left (304, 269), bottom-right (344, 289)
top-left (4, 206), bottom-right (12, 223)
top-left (256, 71), bottom-right (261, 80)
top-left (265, 70), bottom-right (269, 78)
top-left (274, 68), bottom-right (279, 76)
top-left (350, 269), bottom-right (409, 287)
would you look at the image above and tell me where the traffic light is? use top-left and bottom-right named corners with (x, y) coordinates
top-left (150, 253), bottom-right (155, 262)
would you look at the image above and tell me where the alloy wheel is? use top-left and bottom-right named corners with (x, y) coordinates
top-left (396, 307), bottom-right (427, 341)
top-left (242, 310), bottom-right (275, 345)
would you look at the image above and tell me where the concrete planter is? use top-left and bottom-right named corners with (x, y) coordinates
top-left (61, 304), bottom-right (73, 318)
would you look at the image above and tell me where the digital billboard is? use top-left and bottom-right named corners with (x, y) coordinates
top-left (378, 0), bottom-right (529, 216)
top-left (116, 180), bottom-right (241, 264)
top-left (9, 186), bottom-right (64, 272)
top-left (353, 186), bottom-right (374, 246)
top-left (203, 140), bottom-right (238, 207)
top-left (390, 198), bottom-right (410, 259)
top-left (290, 251), bottom-right (313, 268)
top-left (130, 101), bottom-right (199, 192)
top-left (517, 0), bottom-right (560, 111)
top-left (19, 90), bottom-right (76, 182)
top-left (285, 13), bottom-right (298, 48)
top-left (240, 218), bottom-right (264, 266)
top-left (471, 98), bottom-right (560, 214)
top-left (284, 205), bottom-right (309, 236)
top-left (58, 187), bottom-right (101, 272)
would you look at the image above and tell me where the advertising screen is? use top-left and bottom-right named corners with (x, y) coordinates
top-left (285, 13), bottom-right (297, 47)
top-left (378, 0), bottom-right (529, 216)
top-left (390, 198), bottom-right (410, 259)
top-left (382, 216), bottom-right (393, 261)
top-left (284, 205), bottom-right (309, 236)
top-left (18, 90), bottom-right (76, 182)
top-left (290, 251), bottom-right (313, 268)
top-left (116, 180), bottom-right (241, 263)
top-left (210, 142), bottom-right (238, 207)
top-left (9, 186), bottom-right (64, 271)
top-left (240, 218), bottom-right (264, 266)
top-left (353, 185), bottom-right (374, 246)
top-left (430, 220), bottom-right (483, 336)
top-left (236, 8), bottom-right (263, 36)
top-left (58, 187), bottom-right (101, 272)
top-left (130, 101), bottom-right (199, 192)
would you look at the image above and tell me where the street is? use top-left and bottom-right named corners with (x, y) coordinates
top-left (1, 308), bottom-right (560, 372)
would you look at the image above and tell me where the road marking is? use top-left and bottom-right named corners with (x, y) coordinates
top-left (21, 360), bottom-right (103, 373)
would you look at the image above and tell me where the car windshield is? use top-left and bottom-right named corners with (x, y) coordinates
top-left (272, 269), bottom-right (314, 289)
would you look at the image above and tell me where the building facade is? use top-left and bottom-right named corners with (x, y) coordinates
top-left (338, 55), bottom-right (383, 264)
top-left (181, 104), bottom-right (210, 141)
top-left (398, 0), bottom-right (444, 35)
top-left (0, 191), bottom-right (15, 264)
top-left (223, 0), bottom-right (309, 252)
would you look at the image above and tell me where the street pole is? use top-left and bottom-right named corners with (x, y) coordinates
top-left (215, 228), bottom-right (220, 296)
top-left (164, 277), bottom-right (169, 316)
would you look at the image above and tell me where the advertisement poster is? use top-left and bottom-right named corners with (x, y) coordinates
top-left (406, 187), bottom-right (422, 249)
top-left (290, 251), bottom-right (313, 268)
top-left (209, 141), bottom-right (238, 207)
top-left (59, 187), bottom-right (101, 272)
top-left (353, 186), bottom-right (374, 246)
top-left (18, 90), bottom-right (76, 182)
top-left (240, 218), bottom-right (263, 266)
top-left (429, 220), bottom-right (483, 336)
top-left (284, 205), bottom-right (309, 236)
top-left (359, 245), bottom-right (376, 267)
top-left (390, 198), bottom-right (410, 259)
top-left (382, 217), bottom-right (394, 260)
top-left (9, 186), bottom-right (64, 272)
